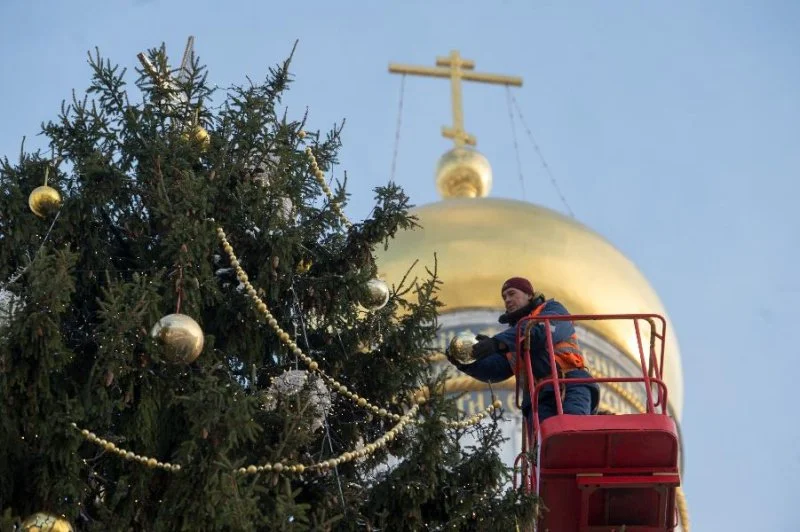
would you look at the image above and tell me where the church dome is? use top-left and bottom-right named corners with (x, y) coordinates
top-left (374, 197), bottom-right (684, 417)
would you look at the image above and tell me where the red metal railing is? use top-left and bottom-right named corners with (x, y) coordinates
top-left (510, 313), bottom-right (671, 494)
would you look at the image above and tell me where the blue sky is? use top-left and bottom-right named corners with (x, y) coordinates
top-left (2, 1), bottom-right (798, 530)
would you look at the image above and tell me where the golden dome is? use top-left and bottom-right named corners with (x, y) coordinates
top-left (375, 197), bottom-right (684, 417)
top-left (435, 147), bottom-right (492, 198)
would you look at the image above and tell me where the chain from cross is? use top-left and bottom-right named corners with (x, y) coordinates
top-left (389, 50), bottom-right (523, 148)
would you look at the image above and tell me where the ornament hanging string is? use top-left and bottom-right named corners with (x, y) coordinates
top-left (5, 209), bottom-right (61, 287)
top-left (174, 265), bottom-right (184, 314)
top-left (288, 284), bottom-right (351, 514)
top-left (322, 413), bottom-right (347, 515)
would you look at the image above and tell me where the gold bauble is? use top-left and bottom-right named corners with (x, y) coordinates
top-left (296, 258), bottom-right (312, 273)
top-left (150, 313), bottom-right (204, 364)
top-left (182, 126), bottom-right (211, 151)
top-left (21, 512), bottom-right (74, 532)
top-left (435, 147), bottom-right (492, 198)
top-left (28, 185), bottom-right (62, 218)
top-left (448, 331), bottom-right (478, 365)
top-left (361, 278), bottom-right (390, 311)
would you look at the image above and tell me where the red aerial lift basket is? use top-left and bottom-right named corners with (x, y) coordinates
top-left (512, 314), bottom-right (681, 532)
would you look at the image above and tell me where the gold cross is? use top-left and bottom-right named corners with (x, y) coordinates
top-left (389, 50), bottom-right (522, 147)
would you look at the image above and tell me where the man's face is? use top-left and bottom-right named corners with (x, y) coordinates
top-left (502, 287), bottom-right (531, 313)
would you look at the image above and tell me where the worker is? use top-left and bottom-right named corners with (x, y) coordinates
top-left (446, 277), bottom-right (599, 423)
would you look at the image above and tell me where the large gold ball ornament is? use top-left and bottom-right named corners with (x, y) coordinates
top-left (150, 313), bottom-right (204, 364)
top-left (447, 331), bottom-right (478, 365)
top-left (361, 278), bottom-right (390, 311)
top-left (28, 185), bottom-right (62, 218)
top-left (21, 512), bottom-right (74, 532)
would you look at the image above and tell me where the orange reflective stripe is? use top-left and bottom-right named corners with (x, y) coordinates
top-left (538, 318), bottom-right (585, 372)
top-left (530, 303), bottom-right (546, 318)
top-left (508, 303), bottom-right (587, 376)
top-left (555, 339), bottom-right (580, 351)
top-left (554, 332), bottom-right (585, 372)
top-left (553, 352), bottom-right (584, 372)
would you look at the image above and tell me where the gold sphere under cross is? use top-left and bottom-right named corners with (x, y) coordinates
top-left (435, 147), bottom-right (492, 198)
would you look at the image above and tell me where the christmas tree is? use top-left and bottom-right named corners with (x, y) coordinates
top-left (0, 39), bottom-right (537, 531)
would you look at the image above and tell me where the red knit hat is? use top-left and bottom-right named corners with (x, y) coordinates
top-left (501, 277), bottom-right (534, 296)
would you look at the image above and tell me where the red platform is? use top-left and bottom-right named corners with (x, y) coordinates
top-left (510, 313), bottom-right (682, 532)
top-left (538, 414), bottom-right (680, 531)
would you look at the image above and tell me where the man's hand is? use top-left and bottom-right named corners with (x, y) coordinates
top-left (472, 335), bottom-right (499, 360)
top-left (447, 334), bottom-right (508, 367)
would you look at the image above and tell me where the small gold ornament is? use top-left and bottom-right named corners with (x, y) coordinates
top-left (296, 258), bottom-right (312, 274)
top-left (28, 185), bottom-right (61, 218)
top-left (447, 331), bottom-right (478, 365)
top-left (182, 125), bottom-right (210, 151)
top-left (21, 512), bottom-right (74, 532)
top-left (361, 278), bottom-right (390, 311)
top-left (356, 339), bottom-right (371, 354)
top-left (150, 313), bottom-right (204, 364)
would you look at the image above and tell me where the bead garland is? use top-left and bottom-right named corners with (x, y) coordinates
top-left (69, 404), bottom-right (421, 476)
top-left (300, 131), bottom-right (351, 229)
top-left (70, 423), bottom-right (181, 472)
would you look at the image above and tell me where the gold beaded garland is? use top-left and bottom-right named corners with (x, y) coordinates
top-left (70, 404), bottom-right (426, 477)
top-left (301, 139), bottom-right (351, 229)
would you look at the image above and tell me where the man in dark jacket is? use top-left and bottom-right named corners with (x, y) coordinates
top-left (447, 277), bottom-right (599, 424)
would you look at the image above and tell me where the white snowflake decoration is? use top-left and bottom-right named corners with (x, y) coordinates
top-left (262, 369), bottom-right (331, 431)
top-left (0, 288), bottom-right (21, 330)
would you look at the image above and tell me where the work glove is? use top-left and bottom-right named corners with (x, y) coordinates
top-left (472, 334), bottom-right (500, 360)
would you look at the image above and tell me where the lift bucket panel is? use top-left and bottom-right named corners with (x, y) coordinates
top-left (540, 414), bottom-right (679, 471)
top-left (537, 414), bottom-right (680, 531)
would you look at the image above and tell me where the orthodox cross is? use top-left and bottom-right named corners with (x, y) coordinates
top-left (389, 50), bottom-right (522, 147)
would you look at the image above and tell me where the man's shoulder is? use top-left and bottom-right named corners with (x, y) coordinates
top-left (543, 298), bottom-right (570, 315)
